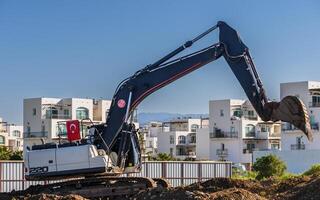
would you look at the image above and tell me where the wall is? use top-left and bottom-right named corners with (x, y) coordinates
top-left (196, 127), bottom-right (210, 160)
top-left (253, 150), bottom-right (320, 174)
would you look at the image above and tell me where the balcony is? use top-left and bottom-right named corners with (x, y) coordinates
top-left (291, 144), bottom-right (305, 150)
top-left (245, 132), bottom-right (256, 137)
top-left (243, 148), bottom-right (254, 154)
top-left (283, 122), bottom-right (319, 132)
top-left (243, 115), bottom-right (258, 120)
top-left (210, 132), bottom-right (238, 139)
top-left (216, 149), bottom-right (228, 156)
top-left (309, 102), bottom-right (320, 107)
top-left (24, 131), bottom-right (48, 138)
top-left (44, 114), bottom-right (71, 120)
top-left (256, 131), bottom-right (281, 139)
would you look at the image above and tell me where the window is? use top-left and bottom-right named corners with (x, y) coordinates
top-left (220, 109), bottom-right (224, 117)
top-left (245, 124), bottom-right (255, 137)
top-left (221, 143), bottom-right (225, 150)
top-left (46, 107), bottom-right (58, 119)
top-left (0, 136), bottom-right (5, 144)
top-left (260, 124), bottom-right (270, 132)
top-left (247, 143), bottom-right (255, 153)
top-left (312, 96), bottom-right (320, 106)
top-left (27, 126), bottom-right (31, 134)
top-left (12, 130), bottom-right (21, 137)
top-left (247, 110), bottom-right (254, 116)
top-left (177, 147), bottom-right (186, 155)
top-left (149, 141), bottom-right (152, 148)
top-left (64, 109), bottom-right (70, 118)
top-left (170, 148), bottom-right (173, 156)
top-left (271, 143), bottom-right (280, 150)
top-left (230, 126), bottom-right (235, 133)
top-left (32, 108), bottom-right (36, 116)
top-left (178, 136), bottom-right (186, 144)
top-left (190, 135), bottom-right (196, 143)
top-left (169, 135), bottom-right (174, 144)
top-left (76, 107), bottom-right (89, 120)
top-left (56, 123), bottom-right (67, 137)
top-left (191, 124), bottom-right (199, 132)
top-left (17, 141), bottom-right (21, 147)
top-left (233, 108), bottom-right (242, 117)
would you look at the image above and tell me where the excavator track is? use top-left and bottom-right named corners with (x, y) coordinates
top-left (13, 176), bottom-right (158, 199)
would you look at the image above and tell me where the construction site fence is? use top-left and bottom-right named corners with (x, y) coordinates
top-left (0, 160), bottom-right (232, 192)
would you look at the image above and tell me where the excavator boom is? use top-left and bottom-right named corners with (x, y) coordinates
top-left (25, 21), bottom-right (312, 183)
top-left (97, 21), bottom-right (312, 170)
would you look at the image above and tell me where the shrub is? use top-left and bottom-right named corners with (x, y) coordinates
top-left (232, 170), bottom-right (257, 180)
top-left (303, 164), bottom-right (320, 176)
top-left (0, 146), bottom-right (11, 160)
top-left (253, 154), bottom-right (287, 180)
top-left (10, 150), bottom-right (23, 160)
top-left (151, 153), bottom-right (177, 161)
top-left (0, 146), bottom-right (23, 160)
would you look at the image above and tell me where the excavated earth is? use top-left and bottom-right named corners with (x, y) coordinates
top-left (2, 175), bottom-right (320, 200)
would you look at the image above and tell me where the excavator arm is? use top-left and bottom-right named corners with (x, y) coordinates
top-left (95, 21), bottom-right (312, 171)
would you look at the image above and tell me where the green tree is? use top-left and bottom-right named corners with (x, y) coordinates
top-left (253, 154), bottom-right (287, 180)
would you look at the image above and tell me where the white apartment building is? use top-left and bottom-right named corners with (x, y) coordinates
top-left (157, 118), bottom-right (208, 160)
top-left (197, 99), bottom-right (281, 165)
top-left (139, 121), bottom-right (162, 157)
top-left (23, 98), bottom-right (112, 152)
top-left (281, 81), bottom-right (320, 150)
top-left (0, 118), bottom-right (23, 151)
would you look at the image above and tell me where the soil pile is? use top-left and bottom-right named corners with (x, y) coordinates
top-left (3, 175), bottom-right (320, 200)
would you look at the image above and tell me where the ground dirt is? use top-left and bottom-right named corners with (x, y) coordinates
top-left (2, 175), bottom-right (320, 200)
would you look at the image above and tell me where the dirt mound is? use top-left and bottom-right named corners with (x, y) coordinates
top-left (133, 175), bottom-right (320, 200)
top-left (23, 193), bottom-right (88, 200)
top-left (5, 175), bottom-right (320, 200)
top-left (210, 188), bottom-right (267, 200)
top-left (274, 175), bottom-right (320, 200)
top-left (187, 178), bottom-right (264, 192)
top-left (133, 186), bottom-right (267, 200)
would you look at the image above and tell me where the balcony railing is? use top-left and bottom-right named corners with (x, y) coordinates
top-left (44, 114), bottom-right (71, 119)
top-left (309, 102), bottom-right (320, 107)
top-left (245, 132), bottom-right (256, 137)
top-left (189, 140), bottom-right (196, 144)
top-left (210, 132), bottom-right (238, 138)
top-left (256, 131), bottom-right (281, 139)
top-left (243, 115), bottom-right (258, 120)
top-left (291, 144), bottom-right (305, 150)
top-left (269, 133), bottom-right (281, 137)
top-left (217, 149), bottom-right (228, 156)
top-left (283, 122), bottom-right (319, 131)
top-left (24, 131), bottom-right (48, 138)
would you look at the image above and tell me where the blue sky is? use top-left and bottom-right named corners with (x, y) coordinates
top-left (0, 1), bottom-right (320, 124)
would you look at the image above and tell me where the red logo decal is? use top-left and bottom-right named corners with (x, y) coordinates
top-left (117, 99), bottom-right (126, 108)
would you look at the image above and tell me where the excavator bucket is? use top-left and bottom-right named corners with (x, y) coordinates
top-left (267, 96), bottom-right (312, 141)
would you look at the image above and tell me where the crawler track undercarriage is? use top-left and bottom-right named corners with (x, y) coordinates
top-left (10, 176), bottom-right (171, 199)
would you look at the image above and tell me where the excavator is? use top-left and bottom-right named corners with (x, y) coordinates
top-left (24, 21), bottom-right (312, 197)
